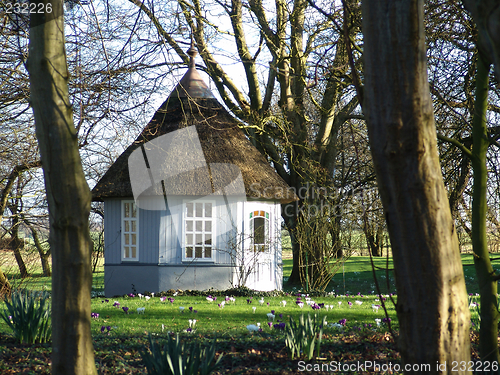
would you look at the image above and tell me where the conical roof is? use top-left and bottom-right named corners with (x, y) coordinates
top-left (92, 45), bottom-right (296, 204)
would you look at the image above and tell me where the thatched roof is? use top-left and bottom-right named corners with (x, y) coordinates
top-left (92, 47), bottom-right (296, 204)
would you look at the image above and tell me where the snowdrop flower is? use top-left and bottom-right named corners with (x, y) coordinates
top-left (259, 298), bottom-right (265, 305)
top-left (151, 293), bottom-right (155, 297)
top-left (189, 319), bottom-right (197, 328)
top-left (145, 296), bottom-right (151, 301)
top-left (330, 305), bottom-right (334, 310)
top-left (246, 324), bottom-right (260, 333)
top-left (280, 300), bottom-right (287, 307)
top-left (252, 306), bottom-right (257, 313)
top-left (372, 304), bottom-right (379, 312)
top-left (338, 301), bottom-right (342, 306)
top-left (355, 300), bottom-right (363, 306)
top-left (325, 305), bottom-right (330, 311)
top-left (229, 297), bottom-right (235, 303)
top-left (138, 293), bottom-right (143, 299)
top-left (267, 313), bottom-right (275, 321)
top-left (375, 318), bottom-right (381, 327)
top-left (137, 307), bottom-right (145, 314)
top-left (297, 302), bottom-right (304, 309)
top-left (179, 306), bottom-right (185, 313)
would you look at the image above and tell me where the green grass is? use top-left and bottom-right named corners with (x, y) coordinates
top-left (87, 294), bottom-right (396, 339)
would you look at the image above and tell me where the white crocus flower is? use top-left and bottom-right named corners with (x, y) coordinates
top-left (375, 318), bottom-right (382, 327)
top-left (246, 324), bottom-right (260, 333)
top-left (259, 298), bottom-right (265, 305)
top-left (179, 306), bottom-right (185, 313)
top-left (267, 313), bottom-right (275, 321)
top-left (252, 306), bottom-right (257, 313)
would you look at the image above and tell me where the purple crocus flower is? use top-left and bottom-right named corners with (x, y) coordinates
top-left (168, 297), bottom-right (175, 304)
top-left (189, 306), bottom-right (193, 312)
top-left (161, 296), bottom-right (167, 302)
top-left (106, 326), bottom-right (111, 331)
top-left (271, 310), bottom-right (275, 315)
top-left (91, 312), bottom-right (99, 319)
top-left (122, 306), bottom-right (129, 314)
top-left (268, 322), bottom-right (273, 328)
top-left (128, 293), bottom-right (135, 298)
top-left (382, 317), bottom-right (391, 323)
top-left (101, 326), bottom-right (105, 333)
top-left (113, 301), bottom-right (120, 307)
top-left (338, 318), bottom-right (347, 326)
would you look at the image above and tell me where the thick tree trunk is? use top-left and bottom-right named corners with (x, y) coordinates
top-left (470, 53), bottom-right (500, 364)
top-left (362, 0), bottom-right (471, 372)
top-left (28, 2), bottom-right (97, 374)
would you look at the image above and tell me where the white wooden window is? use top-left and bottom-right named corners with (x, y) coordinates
top-left (250, 210), bottom-right (269, 252)
top-left (183, 201), bottom-right (214, 261)
top-left (122, 201), bottom-right (139, 261)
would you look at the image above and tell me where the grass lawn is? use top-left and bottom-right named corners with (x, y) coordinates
top-left (0, 252), bottom-right (492, 373)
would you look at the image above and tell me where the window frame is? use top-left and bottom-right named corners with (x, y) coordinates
top-left (182, 200), bottom-right (216, 262)
top-left (249, 210), bottom-right (270, 253)
top-left (121, 200), bottom-right (139, 262)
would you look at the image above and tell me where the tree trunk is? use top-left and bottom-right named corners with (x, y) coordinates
top-left (28, 222), bottom-right (51, 277)
top-left (470, 53), bottom-right (500, 364)
top-left (8, 212), bottom-right (28, 278)
top-left (28, 2), bottom-right (97, 374)
top-left (362, 0), bottom-right (471, 372)
top-left (0, 267), bottom-right (11, 299)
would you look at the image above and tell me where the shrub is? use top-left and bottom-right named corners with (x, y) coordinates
top-left (0, 290), bottom-right (51, 344)
top-left (285, 313), bottom-right (326, 360)
top-left (140, 333), bottom-right (222, 375)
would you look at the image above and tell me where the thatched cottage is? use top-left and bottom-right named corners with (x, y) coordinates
top-left (92, 44), bottom-right (295, 296)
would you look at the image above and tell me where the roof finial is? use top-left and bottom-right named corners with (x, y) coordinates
top-left (187, 36), bottom-right (197, 68)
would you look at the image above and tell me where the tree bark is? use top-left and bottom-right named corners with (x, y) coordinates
top-left (28, 1), bottom-right (97, 374)
top-left (470, 53), bottom-right (500, 364)
top-left (362, 0), bottom-right (471, 372)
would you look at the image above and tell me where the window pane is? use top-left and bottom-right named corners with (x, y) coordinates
top-left (195, 220), bottom-right (203, 232)
top-left (254, 217), bottom-right (265, 244)
top-left (205, 203), bottom-right (212, 217)
top-left (131, 234), bottom-right (136, 245)
top-left (125, 221), bottom-right (130, 232)
top-left (205, 234), bottom-right (212, 246)
top-left (132, 204), bottom-right (137, 218)
top-left (131, 221), bottom-right (137, 232)
top-left (186, 234), bottom-right (193, 245)
top-left (259, 210), bottom-right (265, 217)
top-left (131, 247), bottom-right (137, 258)
top-left (125, 234), bottom-right (129, 245)
top-left (195, 203), bottom-right (203, 217)
top-left (195, 247), bottom-right (203, 258)
top-left (186, 246), bottom-right (193, 258)
top-left (205, 221), bottom-right (212, 232)
top-left (204, 247), bottom-right (211, 258)
top-left (195, 233), bottom-right (203, 245)
top-left (186, 203), bottom-right (193, 217)
top-left (124, 203), bottom-right (130, 217)
top-left (186, 220), bottom-right (193, 231)
top-left (124, 247), bottom-right (129, 258)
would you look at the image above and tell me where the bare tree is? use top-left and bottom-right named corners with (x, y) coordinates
top-left (28, 1), bottom-right (97, 374)
top-left (362, 0), bottom-right (471, 371)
